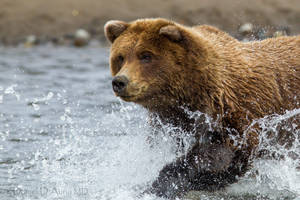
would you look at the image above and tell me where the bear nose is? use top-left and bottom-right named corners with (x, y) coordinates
top-left (112, 75), bottom-right (129, 94)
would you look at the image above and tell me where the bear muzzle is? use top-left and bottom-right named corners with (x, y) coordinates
top-left (112, 74), bottom-right (150, 102)
top-left (112, 75), bottom-right (129, 96)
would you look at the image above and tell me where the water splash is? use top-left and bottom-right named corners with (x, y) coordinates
top-left (241, 109), bottom-right (300, 198)
top-left (29, 103), bottom-right (178, 200)
top-left (26, 105), bottom-right (299, 200)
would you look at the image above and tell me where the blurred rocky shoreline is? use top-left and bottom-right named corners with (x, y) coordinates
top-left (0, 0), bottom-right (299, 46)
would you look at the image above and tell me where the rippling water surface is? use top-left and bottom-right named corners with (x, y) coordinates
top-left (0, 44), bottom-right (299, 200)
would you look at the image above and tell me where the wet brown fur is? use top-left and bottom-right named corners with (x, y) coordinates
top-left (105, 18), bottom-right (300, 198)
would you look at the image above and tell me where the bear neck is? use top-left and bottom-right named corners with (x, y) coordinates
top-left (147, 103), bottom-right (196, 132)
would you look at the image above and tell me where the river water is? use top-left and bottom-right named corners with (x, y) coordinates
top-left (0, 44), bottom-right (299, 200)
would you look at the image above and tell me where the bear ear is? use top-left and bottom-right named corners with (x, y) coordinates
top-left (159, 25), bottom-right (182, 42)
top-left (104, 20), bottom-right (128, 43)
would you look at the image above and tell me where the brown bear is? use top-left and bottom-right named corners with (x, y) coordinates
top-left (104, 18), bottom-right (300, 199)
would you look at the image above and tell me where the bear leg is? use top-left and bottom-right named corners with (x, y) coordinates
top-left (148, 143), bottom-right (237, 199)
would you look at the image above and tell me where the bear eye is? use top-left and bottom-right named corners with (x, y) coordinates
top-left (139, 51), bottom-right (152, 63)
top-left (117, 55), bottom-right (124, 66)
top-left (112, 55), bottom-right (124, 74)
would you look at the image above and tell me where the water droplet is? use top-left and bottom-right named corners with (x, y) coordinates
top-left (4, 84), bottom-right (20, 100)
top-left (4, 84), bottom-right (17, 94)
top-left (65, 107), bottom-right (71, 113)
top-left (47, 92), bottom-right (54, 100)
top-left (32, 103), bottom-right (40, 111)
top-left (63, 99), bottom-right (68, 105)
top-left (60, 116), bottom-right (66, 121)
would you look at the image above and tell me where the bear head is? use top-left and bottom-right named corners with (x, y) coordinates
top-left (104, 18), bottom-right (217, 115)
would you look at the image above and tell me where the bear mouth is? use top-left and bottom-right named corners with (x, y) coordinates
top-left (115, 84), bottom-right (149, 103)
top-left (116, 87), bottom-right (146, 102)
top-left (118, 94), bottom-right (135, 101)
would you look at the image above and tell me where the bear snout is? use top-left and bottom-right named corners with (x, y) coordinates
top-left (112, 75), bottom-right (129, 95)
